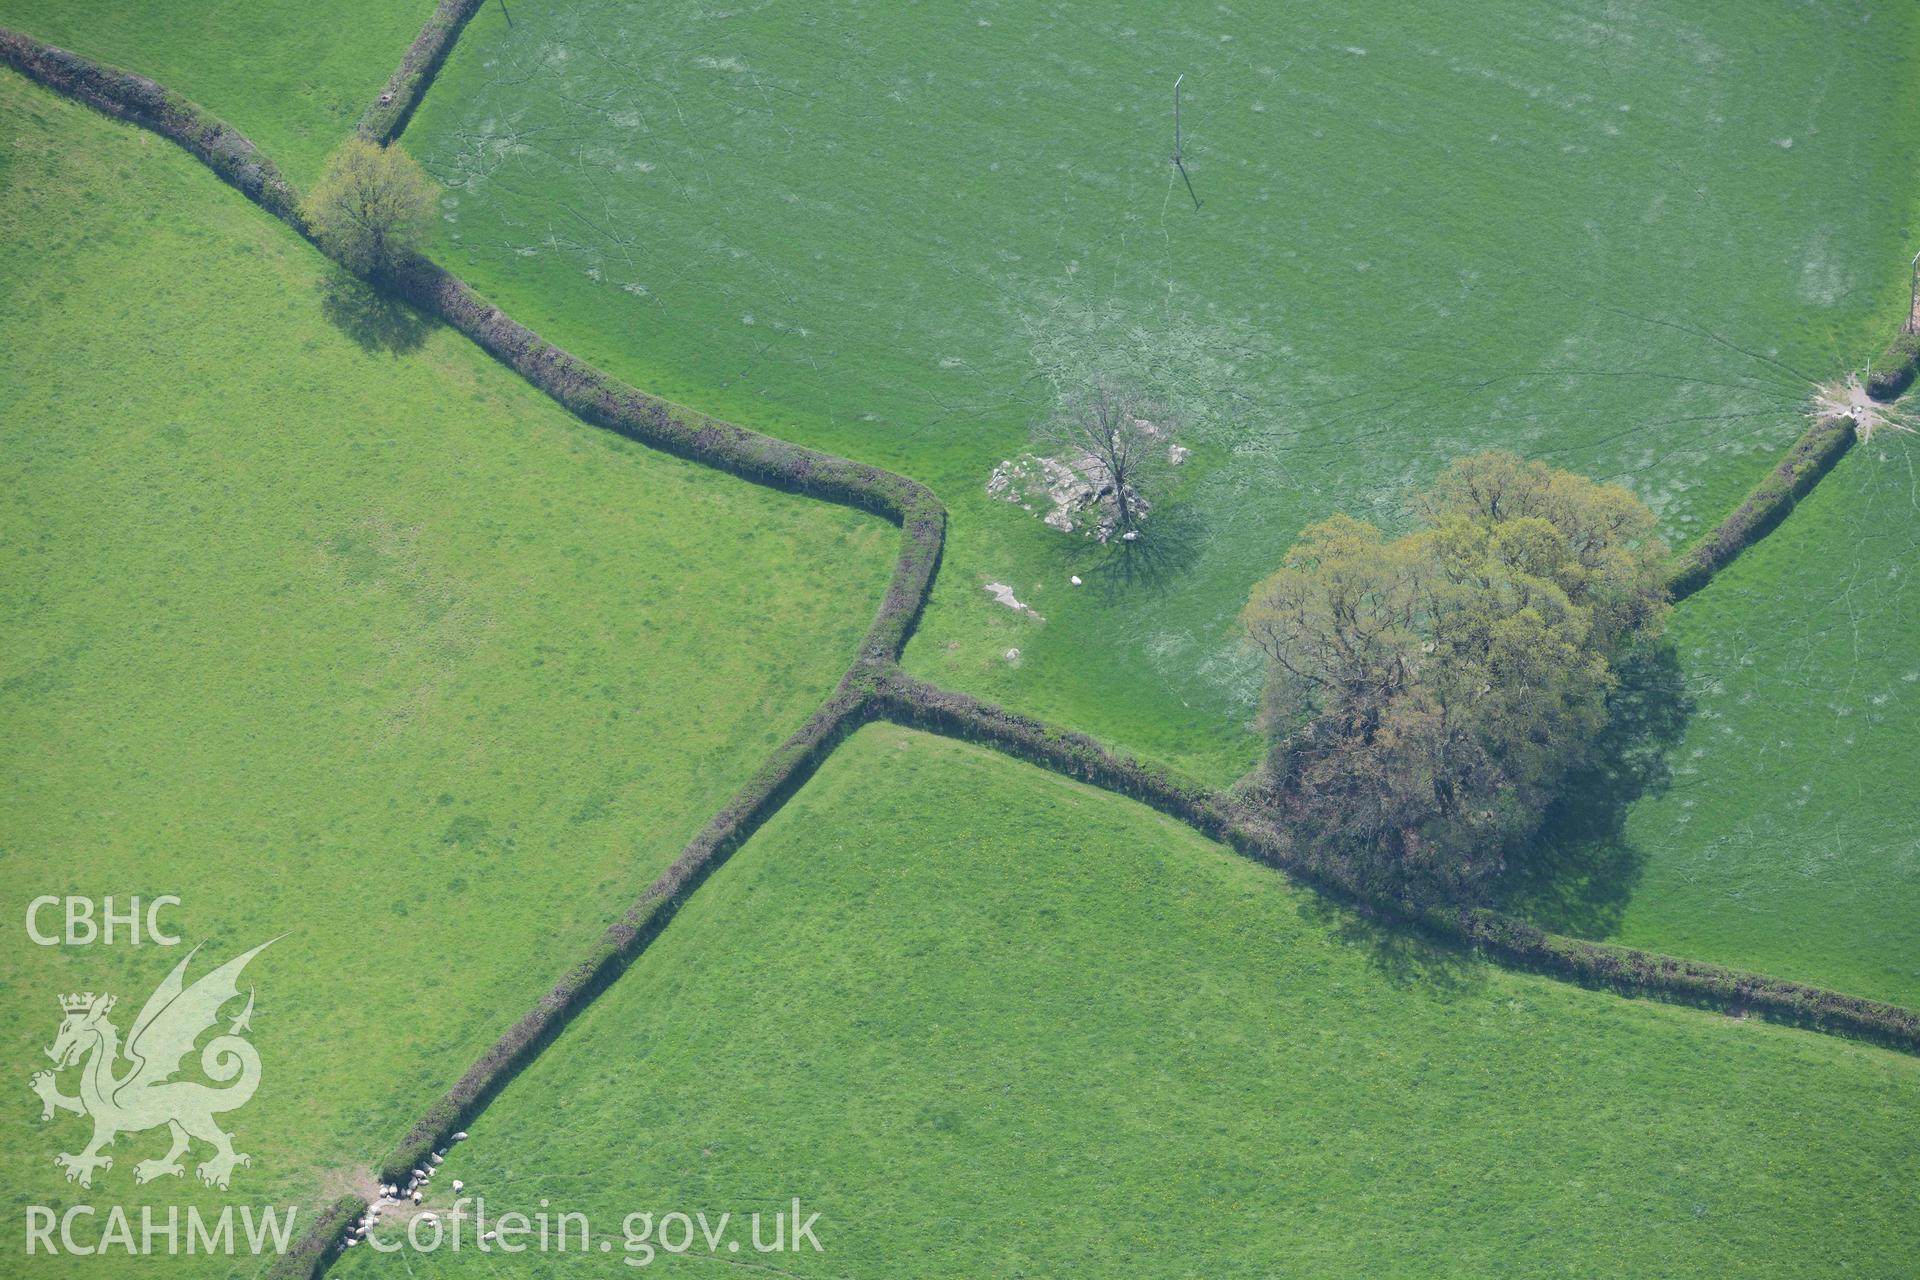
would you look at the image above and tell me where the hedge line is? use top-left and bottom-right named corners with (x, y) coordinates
top-left (375, 682), bottom-right (874, 1184)
top-left (1456, 908), bottom-right (1920, 1052)
top-left (0, 28), bottom-right (945, 671)
top-left (1664, 412), bottom-right (1855, 600)
top-left (263, 1195), bottom-right (364, 1280)
top-left (1866, 330), bottom-right (1919, 402)
top-left (0, 31), bottom-right (949, 1273)
top-left (0, 30), bottom-right (300, 224)
top-left (379, 253), bottom-right (945, 668)
top-left (869, 665), bottom-right (1920, 1055)
top-left (11, 38), bottom-right (1915, 1280)
top-left (866, 666), bottom-right (1231, 830)
top-left (355, 0), bottom-right (486, 144)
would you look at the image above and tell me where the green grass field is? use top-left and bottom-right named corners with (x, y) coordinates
top-left (3, 4), bottom-right (1918, 1277)
top-left (0, 0), bottom-right (433, 185)
top-left (405, 0), bottom-right (1920, 782)
top-left (1511, 434), bottom-right (1920, 1007)
top-left (337, 726), bottom-right (1920, 1278)
top-left (0, 69), bottom-right (890, 1264)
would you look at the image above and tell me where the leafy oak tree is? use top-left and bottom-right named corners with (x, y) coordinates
top-left (1243, 453), bottom-right (1669, 907)
top-left (301, 138), bottom-right (437, 277)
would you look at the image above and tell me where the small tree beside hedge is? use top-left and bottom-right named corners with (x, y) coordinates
top-left (301, 138), bottom-right (437, 277)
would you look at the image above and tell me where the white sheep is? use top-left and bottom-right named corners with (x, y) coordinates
top-left (452, 1131), bottom-right (469, 1141)
top-left (452, 1180), bottom-right (464, 1193)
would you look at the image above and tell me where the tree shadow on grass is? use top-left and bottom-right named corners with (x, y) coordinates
top-left (1496, 640), bottom-right (1693, 938)
top-left (1295, 892), bottom-right (1489, 1000)
top-left (317, 272), bottom-right (432, 356)
top-left (1031, 499), bottom-right (1209, 601)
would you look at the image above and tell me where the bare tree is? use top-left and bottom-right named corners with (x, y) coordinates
top-left (1035, 376), bottom-right (1176, 536)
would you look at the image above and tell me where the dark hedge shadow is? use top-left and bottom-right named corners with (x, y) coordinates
top-left (1295, 893), bottom-right (1488, 999)
top-left (318, 272), bottom-right (432, 356)
top-left (1497, 640), bottom-right (1693, 937)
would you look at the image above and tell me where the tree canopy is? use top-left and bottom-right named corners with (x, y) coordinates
top-left (1243, 452), bottom-right (1669, 907)
top-left (300, 138), bottom-right (437, 277)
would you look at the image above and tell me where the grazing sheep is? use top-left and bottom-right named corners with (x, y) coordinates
top-left (452, 1132), bottom-right (469, 1141)
top-left (452, 1180), bottom-right (464, 1193)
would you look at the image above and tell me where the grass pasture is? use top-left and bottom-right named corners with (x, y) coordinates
top-left (0, 0), bottom-right (434, 185)
top-left (407, 0), bottom-right (1920, 782)
top-left (338, 726), bottom-right (1920, 1278)
top-left (0, 69), bottom-right (890, 1268)
top-left (0, 3), bottom-right (1915, 1277)
top-left (1513, 434), bottom-right (1920, 1008)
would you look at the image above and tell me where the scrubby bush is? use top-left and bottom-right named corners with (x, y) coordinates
top-left (1243, 453), bottom-right (1669, 907)
top-left (301, 137), bottom-right (437, 277)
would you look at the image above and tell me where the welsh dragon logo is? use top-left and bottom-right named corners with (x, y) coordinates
top-left (30, 939), bottom-right (276, 1190)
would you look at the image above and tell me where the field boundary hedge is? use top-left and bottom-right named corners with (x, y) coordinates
top-left (867, 666), bottom-right (1920, 1055)
top-left (0, 27), bottom-right (943, 675)
top-left (10, 32), bottom-right (1917, 1280)
top-left (356, 0), bottom-right (486, 144)
top-left (1867, 330), bottom-right (1920, 401)
top-left (378, 254), bottom-right (948, 665)
top-left (373, 682), bottom-right (875, 1182)
top-left (0, 30), bottom-right (300, 224)
top-left (1, 31), bottom-right (940, 1278)
top-left (1664, 412), bottom-right (1855, 600)
top-left (264, 1197), bottom-right (361, 1280)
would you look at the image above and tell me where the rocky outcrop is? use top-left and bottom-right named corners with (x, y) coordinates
top-left (986, 451), bottom-right (1145, 542)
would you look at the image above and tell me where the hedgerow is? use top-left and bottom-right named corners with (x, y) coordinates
top-left (0, 26), bottom-right (944, 676)
top-left (0, 27), bottom-right (947, 1271)
top-left (0, 30), bottom-right (299, 224)
top-left (376, 682), bottom-right (874, 1183)
top-left (1665, 412), bottom-right (1854, 599)
top-left (263, 1195), bottom-right (363, 1280)
top-left (1866, 330), bottom-right (1920, 401)
top-left (355, 0), bottom-right (486, 144)
top-left (8, 30), bottom-right (1915, 1280)
top-left (869, 666), bottom-right (1920, 1054)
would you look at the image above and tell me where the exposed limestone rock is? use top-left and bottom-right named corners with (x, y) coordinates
top-left (986, 451), bottom-right (1147, 542)
top-left (983, 581), bottom-right (1043, 620)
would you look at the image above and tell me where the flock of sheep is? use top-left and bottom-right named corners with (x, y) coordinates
top-left (341, 1131), bottom-right (480, 1248)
